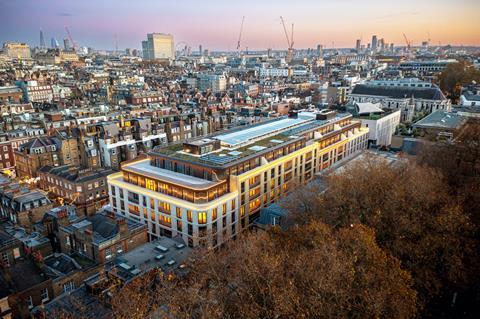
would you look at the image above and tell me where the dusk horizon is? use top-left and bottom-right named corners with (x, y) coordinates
top-left (1, 0), bottom-right (479, 51)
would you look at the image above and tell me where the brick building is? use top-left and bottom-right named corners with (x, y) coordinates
top-left (38, 165), bottom-right (114, 216)
top-left (57, 210), bottom-right (147, 264)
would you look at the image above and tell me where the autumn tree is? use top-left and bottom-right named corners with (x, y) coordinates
top-left (416, 119), bottom-right (480, 316)
top-left (283, 155), bottom-right (475, 316)
top-left (438, 60), bottom-right (480, 101)
top-left (417, 119), bottom-right (480, 224)
top-left (112, 222), bottom-right (417, 319)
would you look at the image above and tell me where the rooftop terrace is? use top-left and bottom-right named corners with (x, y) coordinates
top-left (152, 112), bottom-right (352, 167)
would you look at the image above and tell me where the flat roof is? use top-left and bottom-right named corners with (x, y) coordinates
top-left (413, 111), bottom-right (466, 129)
top-left (214, 117), bottom-right (310, 147)
top-left (123, 159), bottom-right (221, 189)
top-left (116, 237), bottom-right (191, 274)
top-left (152, 112), bottom-right (353, 168)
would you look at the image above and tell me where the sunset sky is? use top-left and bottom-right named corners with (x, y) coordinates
top-left (1, 0), bottom-right (479, 50)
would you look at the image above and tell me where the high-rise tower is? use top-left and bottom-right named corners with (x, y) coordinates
top-left (371, 35), bottom-right (378, 53)
top-left (40, 29), bottom-right (46, 48)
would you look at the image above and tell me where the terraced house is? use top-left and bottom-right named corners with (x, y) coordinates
top-left (107, 110), bottom-right (369, 247)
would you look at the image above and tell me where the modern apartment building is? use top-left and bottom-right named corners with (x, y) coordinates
top-left (108, 110), bottom-right (369, 247)
top-left (348, 102), bottom-right (401, 147)
top-left (141, 33), bottom-right (175, 60)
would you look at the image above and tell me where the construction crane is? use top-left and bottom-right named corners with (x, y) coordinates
top-left (65, 26), bottom-right (76, 51)
top-left (236, 16), bottom-right (245, 52)
top-left (403, 33), bottom-right (412, 52)
top-left (280, 16), bottom-right (294, 63)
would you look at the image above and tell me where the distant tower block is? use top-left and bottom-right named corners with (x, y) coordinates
top-left (40, 29), bottom-right (46, 48)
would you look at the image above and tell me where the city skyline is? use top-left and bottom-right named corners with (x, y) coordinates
top-left (1, 0), bottom-right (479, 51)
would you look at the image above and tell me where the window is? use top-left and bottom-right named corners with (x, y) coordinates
top-left (187, 210), bottom-right (193, 222)
top-left (272, 216), bottom-right (280, 226)
top-left (105, 248), bottom-right (113, 260)
top-left (63, 281), bottom-right (75, 293)
top-left (41, 288), bottom-right (49, 303)
top-left (212, 208), bottom-right (217, 221)
top-left (13, 247), bottom-right (20, 259)
top-left (145, 178), bottom-right (156, 191)
top-left (198, 212), bottom-right (207, 224)
top-left (1, 252), bottom-right (9, 266)
top-left (27, 296), bottom-right (33, 309)
top-left (159, 201), bottom-right (171, 213)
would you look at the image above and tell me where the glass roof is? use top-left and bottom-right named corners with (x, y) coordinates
top-left (215, 117), bottom-right (310, 147)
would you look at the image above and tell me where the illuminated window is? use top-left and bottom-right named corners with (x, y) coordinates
top-left (198, 212), bottom-right (207, 224)
top-left (212, 208), bottom-right (217, 220)
top-left (222, 203), bottom-right (227, 215)
top-left (249, 176), bottom-right (258, 187)
top-left (240, 206), bottom-right (245, 217)
top-left (231, 199), bottom-right (236, 210)
top-left (145, 179), bottom-right (156, 191)
top-left (128, 204), bottom-right (140, 216)
top-left (161, 215), bottom-right (172, 225)
top-left (176, 207), bottom-right (182, 218)
top-left (187, 210), bottom-right (193, 222)
top-left (159, 201), bottom-right (171, 213)
top-left (249, 188), bottom-right (260, 198)
top-left (249, 198), bottom-right (261, 211)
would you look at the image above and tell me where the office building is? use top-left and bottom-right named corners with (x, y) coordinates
top-left (316, 44), bottom-right (323, 56)
top-left (39, 29), bottom-right (46, 49)
top-left (108, 110), bottom-right (369, 247)
top-left (63, 38), bottom-right (72, 51)
top-left (2, 42), bottom-right (31, 60)
top-left (141, 33), bottom-right (175, 60)
top-left (355, 39), bottom-right (361, 52)
top-left (50, 37), bottom-right (59, 49)
top-left (371, 35), bottom-right (378, 53)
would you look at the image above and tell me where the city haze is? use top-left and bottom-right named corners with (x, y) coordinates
top-left (1, 0), bottom-right (479, 50)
